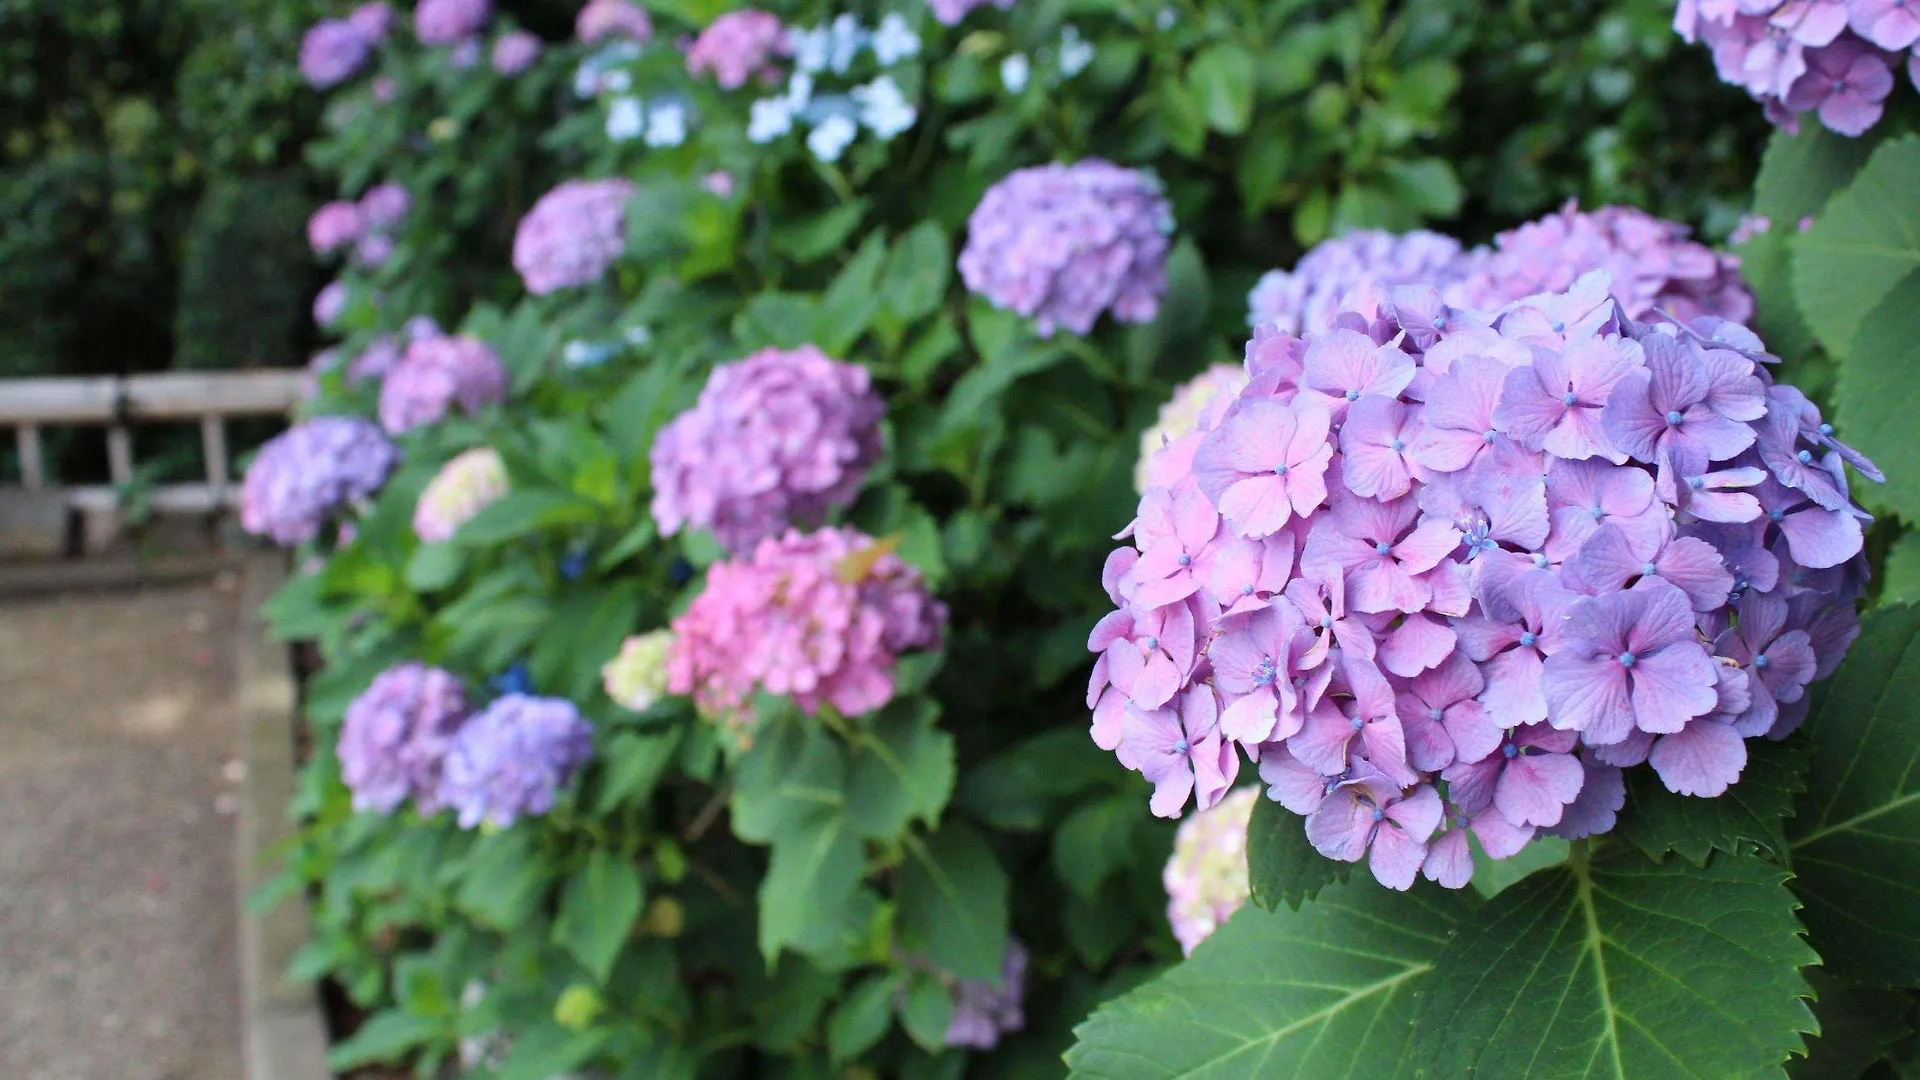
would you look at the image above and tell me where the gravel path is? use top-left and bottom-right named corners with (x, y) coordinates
top-left (0, 576), bottom-right (247, 1080)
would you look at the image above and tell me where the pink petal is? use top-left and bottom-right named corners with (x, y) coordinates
top-left (1628, 644), bottom-right (1719, 734)
top-left (1422, 829), bottom-right (1475, 888)
top-left (1649, 719), bottom-right (1748, 797)
top-left (1495, 751), bottom-right (1586, 827)
top-left (1378, 612), bottom-right (1457, 677)
top-left (1367, 822), bottom-right (1429, 891)
top-left (1543, 655), bottom-right (1637, 744)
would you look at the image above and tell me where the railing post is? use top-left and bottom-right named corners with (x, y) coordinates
top-left (16, 424), bottom-right (45, 489)
top-left (202, 416), bottom-right (230, 506)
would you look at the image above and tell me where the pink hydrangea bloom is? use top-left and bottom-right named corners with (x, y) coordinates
top-left (511, 178), bottom-right (635, 295)
top-left (413, 447), bottom-right (509, 542)
top-left (1247, 230), bottom-right (1464, 334)
top-left (650, 346), bottom-right (885, 554)
top-left (925, 0), bottom-right (1015, 26)
top-left (240, 417), bottom-right (397, 545)
top-left (378, 335), bottom-right (509, 434)
top-left (959, 160), bottom-right (1172, 337)
top-left (1677, 0), bottom-right (1910, 135)
top-left (1163, 786), bottom-right (1257, 954)
top-left (576, 0), bottom-right (653, 43)
top-left (300, 20), bottom-right (372, 88)
top-left (686, 11), bottom-right (789, 89)
top-left (348, 2), bottom-right (394, 41)
top-left (667, 527), bottom-right (947, 724)
top-left (491, 30), bottom-right (543, 75)
top-left (1088, 270), bottom-right (1880, 891)
top-left (313, 280), bottom-right (348, 327)
top-left (415, 0), bottom-right (491, 45)
top-left (1137, 364), bottom-right (1247, 492)
top-left (307, 200), bottom-right (364, 255)
top-left (338, 663), bottom-right (470, 814)
top-left (358, 183), bottom-right (410, 230)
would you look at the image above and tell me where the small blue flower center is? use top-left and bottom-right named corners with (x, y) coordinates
top-left (1370, 807), bottom-right (1387, 822)
top-left (1519, 631), bottom-right (1538, 647)
top-left (1562, 392), bottom-right (1579, 407)
top-left (1797, 449), bottom-right (1813, 464)
top-left (1253, 656), bottom-right (1278, 687)
top-left (1820, 422), bottom-right (1835, 435)
top-left (1274, 463), bottom-right (1289, 475)
top-left (1590, 506), bottom-right (1606, 521)
top-left (1350, 716), bottom-right (1365, 731)
top-left (1502, 743), bottom-right (1520, 759)
top-left (1142, 636), bottom-right (1159, 651)
top-left (1483, 429), bottom-right (1498, 443)
top-left (1173, 738), bottom-right (1190, 754)
top-left (1532, 553), bottom-right (1550, 568)
top-left (1769, 508), bottom-right (1786, 522)
top-left (1688, 476), bottom-right (1706, 490)
top-left (1346, 389), bottom-right (1361, 401)
top-left (1177, 553), bottom-right (1192, 566)
top-left (1618, 651), bottom-right (1637, 668)
top-left (1754, 654), bottom-right (1770, 669)
top-left (1666, 410), bottom-right (1684, 426)
top-left (1241, 583), bottom-right (1255, 595)
top-left (1429, 707), bottom-right (1444, 721)
top-left (1551, 320), bottom-right (1566, 332)
top-left (1432, 314), bottom-right (1446, 329)
top-left (1374, 541), bottom-right (1393, 556)
top-left (1320, 616), bottom-right (1334, 630)
top-left (1390, 438), bottom-right (1406, 452)
top-left (1641, 561), bottom-right (1658, 577)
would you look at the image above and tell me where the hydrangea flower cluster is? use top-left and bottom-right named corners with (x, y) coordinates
top-left (1137, 364), bottom-right (1246, 492)
top-left (491, 30), bottom-right (542, 75)
top-left (1248, 230), bottom-right (1464, 335)
top-left (240, 417), bottom-right (397, 545)
top-left (439, 694), bottom-right (595, 829)
top-left (1248, 205), bottom-right (1752, 335)
top-left (668, 527), bottom-right (947, 727)
top-left (300, 19), bottom-right (374, 88)
top-left (307, 201), bottom-right (364, 256)
top-left (744, 14), bottom-right (921, 163)
top-left (926, 0), bottom-right (1016, 27)
top-left (1092, 271), bottom-right (1879, 890)
top-left (959, 160), bottom-right (1173, 337)
top-left (415, 0), bottom-right (491, 46)
top-left (511, 178), bottom-right (635, 295)
top-left (999, 26), bottom-right (1098, 94)
top-left (414, 447), bottom-right (510, 543)
top-left (1163, 786), bottom-right (1257, 954)
top-left (378, 335), bottom-right (510, 434)
top-left (687, 10), bottom-right (790, 89)
top-left (603, 631), bottom-right (676, 712)
top-left (577, 0), bottom-right (653, 44)
top-left (1676, 0), bottom-right (1913, 135)
top-left (308, 183), bottom-right (410, 268)
top-left (650, 346), bottom-right (885, 553)
top-left (944, 941), bottom-right (1029, 1049)
top-left (337, 663), bottom-right (470, 813)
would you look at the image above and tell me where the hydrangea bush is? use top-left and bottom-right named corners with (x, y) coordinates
top-left (250, 1), bottom-right (1920, 1077)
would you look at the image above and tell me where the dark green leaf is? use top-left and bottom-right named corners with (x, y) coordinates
top-left (1619, 734), bottom-right (1808, 865)
top-left (1246, 793), bottom-right (1347, 911)
top-left (884, 221), bottom-right (953, 323)
top-left (1188, 45), bottom-right (1255, 135)
top-left (818, 232), bottom-right (888, 354)
top-left (847, 698), bottom-right (955, 841)
top-left (555, 849), bottom-right (644, 983)
top-left (1067, 878), bottom-right (1475, 1079)
top-left (731, 714), bottom-right (848, 845)
top-left (454, 489), bottom-right (600, 546)
top-left (1380, 157), bottom-right (1463, 216)
top-left (404, 541), bottom-right (463, 592)
top-left (1793, 134), bottom-right (1920, 357)
top-left (774, 199), bottom-right (871, 262)
top-left (494, 1022), bottom-right (609, 1080)
top-left (902, 970), bottom-right (958, 1053)
top-left (829, 973), bottom-right (900, 1063)
top-left (1469, 835), bottom-right (1568, 898)
top-left (1157, 79), bottom-right (1207, 158)
top-left (1788, 602), bottom-right (1920, 987)
top-left (594, 729), bottom-right (683, 813)
top-left (957, 728), bottom-right (1116, 832)
top-left (326, 1009), bottom-right (442, 1069)
top-left (456, 829), bottom-right (551, 930)
top-left (734, 292), bottom-right (823, 350)
top-left (1051, 795), bottom-right (1140, 901)
top-left (1413, 844), bottom-right (1816, 1079)
top-left (759, 812), bottom-right (863, 967)
top-left (1832, 271), bottom-right (1920, 519)
top-left (1790, 968), bottom-right (1914, 1080)
top-left (898, 822), bottom-right (1009, 981)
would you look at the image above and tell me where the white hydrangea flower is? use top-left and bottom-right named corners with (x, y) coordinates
top-left (872, 13), bottom-right (921, 66)
top-left (1059, 25), bottom-right (1094, 76)
top-left (644, 101), bottom-right (688, 147)
top-left (1155, 7), bottom-right (1176, 29)
top-left (623, 325), bottom-right (653, 346)
top-left (828, 14), bottom-right (864, 73)
top-left (606, 95), bottom-right (645, 141)
top-left (790, 24), bottom-right (831, 72)
top-left (1000, 53), bottom-right (1030, 93)
top-left (853, 75), bottom-right (916, 139)
top-left (785, 71), bottom-right (815, 111)
top-left (572, 64), bottom-right (602, 98)
top-left (602, 68), bottom-right (633, 93)
top-left (748, 97), bottom-right (793, 142)
top-left (807, 114), bottom-right (858, 162)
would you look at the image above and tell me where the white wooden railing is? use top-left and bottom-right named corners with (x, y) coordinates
top-left (2, 371), bottom-right (306, 514)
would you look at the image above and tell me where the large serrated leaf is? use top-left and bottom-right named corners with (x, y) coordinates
top-left (1065, 877), bottom-right (1475, 1080)
top-left (1619, 734), bottom-right (1808, 866)
top-left (1830, 270), bottom-right (1920, 519)
top-left (897, 822), bottom-right (1009, 982)
top-left (1793, 134), bottom-right (1920, 358)
top-left (845, 698), bottom-right (955, 841)
top-left (1789, 968), bottom-right (1915, 1080)
top-left (1412, 844), bottom-right (1817, 1079)
top-left (1246, 792), bottom-right (1346, 911)
top-left (1788, 602), bottom-right (1920, 988)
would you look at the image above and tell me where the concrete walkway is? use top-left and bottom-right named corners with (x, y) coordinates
top-left (0, 575), bottom-right (248, 1080)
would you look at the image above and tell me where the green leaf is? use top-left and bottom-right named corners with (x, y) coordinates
top-left (1789, 968), bottom-right (1914, 1080)
top-left (1469, 835), bottom-right (1569, 898)
top-left (1793, 133), bottom-right (1920, 357)
top-left (1246, 793), bottom-right (1347, 911)
top-left (1157, 78), bottom-right (1207, 158)
top-left (735, 292), bottom-right (823, 350)
top-left (818, 232), bottom-right (888, 354)
top-left (847, 698), bottom-right (956, 841)
top-left (554, 850), bottom-right (644, 983)
top-left (1051, 795), bottom-right (1141, 901)
top-left (1743, 126), bottom-right (1877, 358)
top-left (759, 811), bottom-right (863, 967)
top-left (898, 821), bottom-right (1009, 981)
top-left (454, 489), bottom-right (600, 546)
top-left (494, 1022), bottom-right (609, 1080)
top-left (1187, 44), bottom-right (1255, 135)
top-left (774, 199), bottom-right (871, 262)
top-left (829, 973), bottom-right (900, 1063)
top-left (1380, 157), bottom-right (1463, 217)
top-left (731, 713), bottom-right (849, 845)
top-left (884, 221), bottom-right (953, 323)
top-left (1067, 877), bottom-right (1476, 1079)
top-left (956, 728), bottom-right (1116, 832)
top-left (1787, 602), bottom-right (1920, 987)
top-left (594, 729), bottom-right (683, 813)
top-left (1883, 531), bottom-right (1920, 608)
top-left (530, 583), bottom-right (641, 702)
top-left (1832, 269), bottom-right (1920, 519)
top-left (404, 541), bottom-right (463, 592)
top-left (1413, 844), bottom-right (1817, 1079)
top-left (327, 1009), bottom-right (442, 1069)
top-left (1619, 734), bottom-right (1808, 865)
top-left (901, 970), bottom-right (958, 1053)
top-left (456, 829), bottom-right (551, 930)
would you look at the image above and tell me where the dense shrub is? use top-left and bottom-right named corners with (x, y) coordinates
top-left (251, 2), bottom-right (1920, 1079)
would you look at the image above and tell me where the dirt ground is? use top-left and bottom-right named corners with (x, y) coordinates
top-left (0, 575), bottom-right (248, 1080)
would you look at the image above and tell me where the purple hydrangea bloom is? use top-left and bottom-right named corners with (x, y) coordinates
top-left (358, 183), bottom-right (410, 231)
top-left (348, 2), bottom-right (394, 41)
top-left (959, 160), bottom-right (1172, 337)
top-left (240, 417), bottom-right (397, 545)
top-left (944, 941), bottom-right (1028, 1049)
top-left (649, 346), bottom-right (885, 554)
top-left (307, 201), bottom-right (364, 255)
top-left (1247, 230), bottom-right (1464, 334)
top-left (511, 179), bottom-right (635, 295)
top-left (416, 0), bottom-right (491, 45)
top-left (491, 30), bottom-right (543, 75)
top-left (1677, 0), bottom-right (1907, 135)
top-left (313, 280), bottom-right (348, 327)
top-left (686, 10), bottom-right (789, 89)
top-left (338, 663), bottom-right (470, 814)
top-left (1086, 270), bottom-right (1881, 890)
top-left (378, 335), bottom-right (510, 434)
top-left (925, 0), bottom-right (1016, 25)
top-left (438, 694), bottom-right (593, 829)
top-left (301, 20), bottom-right (372, 89)
top-left (576, 0), bottom-right (653, 43)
